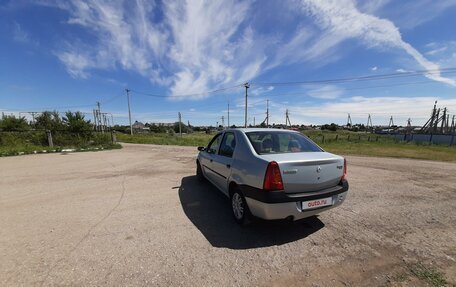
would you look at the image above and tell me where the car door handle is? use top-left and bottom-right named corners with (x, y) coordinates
top-left (226, 164), bottom-right (231, 168)
top-left (210, 159), bottom-right (213, 162)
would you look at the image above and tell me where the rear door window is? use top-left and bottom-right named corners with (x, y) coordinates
top-left (219, 132), bottom-right (236, 158)
top-left (206, 133), bottom-right (223, 154)
top-left (246, 131), bottom-right (322, 154)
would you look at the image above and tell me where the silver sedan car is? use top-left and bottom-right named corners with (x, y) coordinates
top-left (196, 128), bottom-right (348, 224)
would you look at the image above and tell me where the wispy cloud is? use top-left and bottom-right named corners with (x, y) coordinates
top-left (12, 22), bottom-right (37, 46)
top-left (307, 85), bottom-right (344, 99)
top-left (52, 0), bottom-right (168, 82)
top-left (38, 0), bottom-right (456, 99)
top-left (298, 0), bottom-right (456, 86)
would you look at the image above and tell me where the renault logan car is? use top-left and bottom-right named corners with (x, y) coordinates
top-left (196, 128), bottom-right (349, 224)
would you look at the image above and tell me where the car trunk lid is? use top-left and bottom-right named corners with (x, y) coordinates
top-left (258, 152), bottom-right (344, 193)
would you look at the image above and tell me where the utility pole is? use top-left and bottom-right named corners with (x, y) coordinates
top-left (388, 116), bottom-right (394, 128)
top-left (266, 100), bottom-right (269, 128)
top-left (244, 82), bottom-right (250, 128)
top-left (347, 113), bottom-right (352, 128)
top-left (406, 118), bottom-right (412, 134)
top-left (93, 109), bottom-right (98, 131)
top-left (285, 109), bottom-right (291, 127)
top-left (433, 108), bottom-right (440, 133)
top-left (367, 114), bottom-right (373, 132)
top-left (440, 107), bottom-right (447, 133)
top-left (178, 112), bottom-right (182, 137)
top-left (126, 89), bottom-right (133, 135)
top-left (451, 115), bottom-right (455, 134)
top-left (253, 117), bottom-right (255, 127)
top-left (96, 101), bottom-right (105, 133)
top-left (28, 112), bottom-right (39, 125)
top-left (227, 102), bottom-right (230, 128)
top-left (221, 116), bottom-right (225, 128)
top-left (429, 101), bottom-right (437, 130)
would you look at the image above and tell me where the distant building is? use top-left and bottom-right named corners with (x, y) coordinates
top-left (132, 121), bottom-right (149, 133)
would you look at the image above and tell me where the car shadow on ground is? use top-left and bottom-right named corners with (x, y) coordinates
top-left (178, 175), bottom-right (325, 249)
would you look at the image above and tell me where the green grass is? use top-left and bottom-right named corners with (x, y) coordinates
top-left (117, 132), bottom-right (212, 147)
top-left (0, 131), bottom-right (121, 157)
top-left (0, 143), bottom-right (122, 157)
top-left (303, 130), bottom-right (456, 162)
top-left (319, 141), bottom-right (456, 162)
top-left (116, 130), bottom-right (456, 163)
top-left (409, 263), bottom-right (448, 287)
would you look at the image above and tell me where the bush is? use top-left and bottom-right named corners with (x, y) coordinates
top-left (0, 115), bottom-right (30, 131)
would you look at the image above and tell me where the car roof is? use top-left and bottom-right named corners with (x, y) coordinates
top-left (224, 128), bottom-right (300, 134)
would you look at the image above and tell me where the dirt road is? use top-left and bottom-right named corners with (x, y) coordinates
top-left (1, 143), bottom-right (455, 286)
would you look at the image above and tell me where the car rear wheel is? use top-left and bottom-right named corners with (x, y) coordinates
top-left (196, 161), bottom-right (205, 182)
top-left (231, 190), bottom-right (250, 225)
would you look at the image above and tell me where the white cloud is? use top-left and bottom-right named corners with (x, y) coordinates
top-left (298, 0), bottom-right (456, 86)
top-left (371, 66), bottom-right (378, 71)
top-left (382, 0), bottom-right (456, 29)
top-left (41, 0), bottom-right (456, 100)
top-left (307, 85), bottom-right (344, 99)
top-left (276, 96), bottom-right (456, 125)
top-left (12, 22), bottom-right (38, 46)
top-left (53, 0), bottom-right (168, 82)
top-left (426, 46), bottom-right (448, 56)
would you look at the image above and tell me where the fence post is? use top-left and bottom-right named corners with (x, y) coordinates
top-left (429, 133), bottom-right (433, 144)
top-left (368, 136), bottom-right (370, 142)
top-left (111, 130), bottom-right (117, 144)
top-left (46, 130), bottom-right (53, 147)
top-left (451, 134), bottom-right (455, 146)
top-left (322, 135), bottom-right (325, 143)
top-left (358, 135), bottom-right (361, 141)
top-left (376, 136), bottom-right (379, 142)
top-left (335, 135), bottom-right (338, 141)
top-left (348, 135), bottom-right (350, 141)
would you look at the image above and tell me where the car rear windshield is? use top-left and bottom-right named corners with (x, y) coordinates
top-left (246, 131), bottom-right (322, 154)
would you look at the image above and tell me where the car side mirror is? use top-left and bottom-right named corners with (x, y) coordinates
top-left (197, 146), bottom-right (205, 151)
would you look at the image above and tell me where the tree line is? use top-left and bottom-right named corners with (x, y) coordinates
top-left (0, 111), bottom-right (92, 134)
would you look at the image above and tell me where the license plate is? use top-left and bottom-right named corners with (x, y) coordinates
top-left (302, 197), bottom-right (333, 210)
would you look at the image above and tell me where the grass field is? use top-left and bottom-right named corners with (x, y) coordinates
top-left (117, 130), bottom-right (456, 162)
top-left (0, 131), bottom-right (121, 157)
top-left (117, 132), bottom-right (212, 147)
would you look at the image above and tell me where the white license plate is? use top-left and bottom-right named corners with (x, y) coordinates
top-left (302, 197), bottom-right (333, 210)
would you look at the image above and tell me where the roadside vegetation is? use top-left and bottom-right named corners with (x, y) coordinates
top-left (392, 263), bottom-right (449, 287)
top-left (117, 127), bottom-right (456, 163)
top-left (117, 132), bottom-right (211, 147)
top-left (0, 112), bottom-right (120, 157)
top-left (304, 130), bottom-right (456, 162)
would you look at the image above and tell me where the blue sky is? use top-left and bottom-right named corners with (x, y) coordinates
top-left (1, 0), bottom-right (456, 126)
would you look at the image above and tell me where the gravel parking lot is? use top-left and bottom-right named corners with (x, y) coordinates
top-left (1, 143), bottom-right (455, 286)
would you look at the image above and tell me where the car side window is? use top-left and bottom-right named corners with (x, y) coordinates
top-left (219, 132), bottom-right (236, 158)
top-left (207, 133), bottom-right (223, 154)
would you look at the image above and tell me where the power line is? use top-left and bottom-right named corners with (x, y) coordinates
top-left (248, 79), bottom-right (451, 100)
top-left (252, 67), bottom-right (456, 87)
top-left (130, 84), bottom-right (243, 99)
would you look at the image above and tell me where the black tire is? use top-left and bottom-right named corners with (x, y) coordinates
top-left (230, 189), bottom-right (251, 225)
top-left (196, 161), bottom-right (205, 182)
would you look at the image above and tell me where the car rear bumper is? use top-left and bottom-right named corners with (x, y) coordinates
top-left (239, 181), bottom-right (349, 220)
top-left (245, 191), bottom-right (348, 221)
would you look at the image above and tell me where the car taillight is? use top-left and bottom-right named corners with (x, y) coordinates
top-left (340, 158), bottom-right (347, 182)
top-left (263, 161), bottom-right (284, 191)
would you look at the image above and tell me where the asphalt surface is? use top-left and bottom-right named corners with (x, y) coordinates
top-left (0, 143), bottom-right (455, 286)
